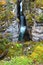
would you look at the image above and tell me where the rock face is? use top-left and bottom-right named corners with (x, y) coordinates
top-left (3, 20), bottom-right (19, 42)
top-left (1, 4), bottom-right (19, 42)
top-left (32, 22), bottom-right (43, 41)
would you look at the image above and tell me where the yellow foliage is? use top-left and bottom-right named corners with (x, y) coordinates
top-left (12, 0), bottom-right (16, 3)
top-left (0, 0), bottom-right (6, 5)
top-left (35, 0), bottom-right (43, 8)
top-left (20, 56), bottom-right (25, 59)
top-left (10, 0), bottom-right (17, 3)
top-left (34, 46), bottom-right (43, 53)
top-left (30, 52), bottom-right (38, 59)
top-left (26, 14), bottom-right (33, 23)
top-left (30, 45), bottom-right (43, 59)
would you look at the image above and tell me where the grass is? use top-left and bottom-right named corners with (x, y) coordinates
top-left (0, 56), bottom-right (30, 65)
top-left (0, 41), bottom-right (43, 65)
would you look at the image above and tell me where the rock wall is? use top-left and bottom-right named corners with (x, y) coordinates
top-left (32, 22), bottom-right (43, 41)
top-left (2, 4), bottom-right (19, 42)
top-left (3, 20), bottom-right (19, 42)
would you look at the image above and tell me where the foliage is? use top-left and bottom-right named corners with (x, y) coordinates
top-left (0, 7), bottom-right (14, 21)
top-left (30, 45), bottom-right (43, 63)
top-left (0, 0), bottom-right (15, 32)
top-left (0, 38), bottom-right (9, 51)
top-left (0, 0), bottom-right (6, 5)
top-left (0, 0), bottom-right (43, 65)
top-left (0, 53), bottom-right (43, 65)
top-left (0, 33), bottom-right (10, 52)
top-left (0, 56), bottom-right (33, 65)
top-left (38, 14), bottom-right (43, 22)
top-left (26, 13), bottom-right (34, 26)
top-left (7, 43), bottom-right (23, 57)
top-left (35, 0), bottom-right (43, 8)
top-left (24, 0), bottom-right (43, 26)
top-left (0, 41), bottom-right (43, 65)
top-left (6, 41), bottom-right (43, 57)
top-left (35, 14), bottom-right (43, 22)
top-left (26, 14), bottom-right (32, 22)
top-left (13, 0), bottom-right (17, 4)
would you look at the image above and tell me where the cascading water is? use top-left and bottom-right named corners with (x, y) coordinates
top-left (17, 0), bottom-right (30, 42)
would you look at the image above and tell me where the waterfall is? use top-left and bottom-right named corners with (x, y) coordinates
top-left (18, 0), bottom-right (31, 41)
